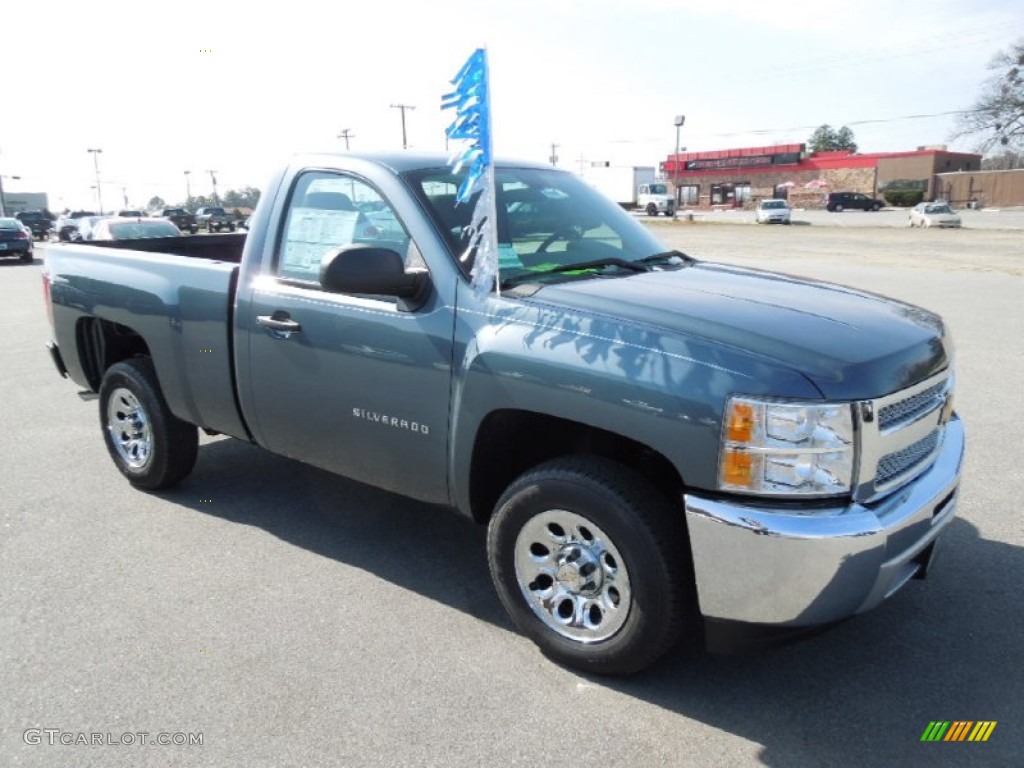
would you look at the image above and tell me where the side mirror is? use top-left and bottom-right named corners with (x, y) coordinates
top-left (319, 245), bottom-right (430, 311)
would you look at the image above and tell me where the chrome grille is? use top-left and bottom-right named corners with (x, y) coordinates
top-left (854, 369), bottom-right (952, 503)
top-left (877, 430), bottom-right (940, 486)
top-left (879, 382), bottom-right (946, 431)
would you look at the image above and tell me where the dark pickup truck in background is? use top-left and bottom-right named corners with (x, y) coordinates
top-left (14, 210), bottom-right (54, 240)
top-left (195, 205), bottom-right (236, 232)
top-left (42, 152), bottom-right (964, 675)
top-left (160, 207), bottom-right (199, 234)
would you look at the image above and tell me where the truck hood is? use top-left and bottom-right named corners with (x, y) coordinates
top-left (525, 262), bottom-right (949, 400)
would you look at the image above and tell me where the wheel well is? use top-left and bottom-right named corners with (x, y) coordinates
top-left (468, 410), bottom-right (683, 524)
top-left (77, 317), bottom-right (151, 391)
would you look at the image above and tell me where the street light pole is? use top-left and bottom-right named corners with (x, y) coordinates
top-left (337, 128), bottom-right (354, 150)
top-left (0, 176), bottom-right (14, 218)
top-left (672, 115), bottom-right (685, 220)
top-left (206, 170), bottom-right (219, 205)
top-left (184, 170), bottom-right (192, 208)
top-left (87, 148), bottom-right (104, 214)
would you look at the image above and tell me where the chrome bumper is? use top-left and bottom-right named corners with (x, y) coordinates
top-left (684, 416), bottom-right (964, 627)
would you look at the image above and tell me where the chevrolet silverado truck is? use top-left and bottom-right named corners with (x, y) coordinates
top-left (42, 152), bottom-right (964, 675)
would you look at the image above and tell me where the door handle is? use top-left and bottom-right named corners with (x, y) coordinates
top-left (256, 312), bottom-right (302, 336)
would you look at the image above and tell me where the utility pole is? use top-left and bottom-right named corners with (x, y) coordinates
top-left (206, 170), bottom-right (219, 205)
top-left (122, 187), bottom-right (129, 208)
top-left (184, 170), bottom-right (192, 208)
top-left (337, 128), bottom-right (354, 150)
top-left (577, 153), bottom-right (586, 175)
top-left (549, 143), bottom-right (559, 167)
top-left (390, 103), bottom-right (416, 149)
top-left (87, 148), bottom-right (104, 214)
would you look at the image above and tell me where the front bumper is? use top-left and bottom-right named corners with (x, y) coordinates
top-left (684, 416), bottom-right (964, 634)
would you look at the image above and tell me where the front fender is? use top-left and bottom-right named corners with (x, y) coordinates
top-left (449, 286), bottom-right (820, 515)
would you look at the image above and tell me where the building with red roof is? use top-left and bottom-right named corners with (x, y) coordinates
top-left (660, 144), bottom-right (981, 209)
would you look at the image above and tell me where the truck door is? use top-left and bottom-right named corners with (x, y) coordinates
top-left (242, 170), bottom-right (453, 505)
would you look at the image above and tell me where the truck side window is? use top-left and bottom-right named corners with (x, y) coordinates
top-left (278, 171), bottom-right (416, 284)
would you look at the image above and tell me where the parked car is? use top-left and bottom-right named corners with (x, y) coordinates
top-left (14, 210), bottom-right (54, 240)
top-left (908, 202), bottom-right (962, 229)
top-left (160, 208), bottom-right (199, 234)
top-left (55, 211), bottom-right (98, 242)
top-left (754, 199), bottom-right (792, 224)
top-left (89, 218), bottom-right (182, 240)
top-left (115, 209), bottom-right (146, 218)
top-left (195, 206), bottom-right (236, 232)
top-left (826, 192), bottom-right (883, 212)
top-left (69, 216), bottom-right (109, 242)
top-left (0, 217), bottom-right (34, 261)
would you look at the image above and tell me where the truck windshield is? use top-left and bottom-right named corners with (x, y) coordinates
top-left (404, 166), bottom-right (674, 285)
top-left (648, 184), bottom-right (668, 194)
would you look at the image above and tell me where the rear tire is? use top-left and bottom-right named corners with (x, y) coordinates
top-left (99, 358), bottom-right (198, 490)
top-left (20, 251), bottom-right (32, 263)
top-left (834, 204), bottom-right (844, 212)
top-left (487, 455), bottom-right (695, 676)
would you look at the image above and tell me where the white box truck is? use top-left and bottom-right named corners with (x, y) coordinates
top-left (581, 165), bottom-right (676, 216)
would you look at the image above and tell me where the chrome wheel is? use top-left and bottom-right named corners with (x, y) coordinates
top-left (106, 387), bottom-right (153, 469)
top-left (514, 509), bottom-right (631, 643)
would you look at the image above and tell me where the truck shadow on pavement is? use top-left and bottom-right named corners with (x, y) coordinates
top-left (168, 436), bottom-right (505, 626)
top-left (174, 437), bottom-right (1020, 767)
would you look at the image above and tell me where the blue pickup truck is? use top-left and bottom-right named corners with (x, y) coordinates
top-left (42, 152), bottom-right (964, 675)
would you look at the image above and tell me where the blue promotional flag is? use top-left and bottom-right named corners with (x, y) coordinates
top-left (442, 48), bottom-right (500, 297)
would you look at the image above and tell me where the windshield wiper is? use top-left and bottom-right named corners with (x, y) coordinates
top-left (501, 258), bottom-right (650, 288)
top-left (638, 250), bottom-right (694, 266)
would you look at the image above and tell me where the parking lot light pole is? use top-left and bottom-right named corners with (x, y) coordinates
top-left (184, 171), bottom-right (192, 208)
top-left (672, 115), bottom-right (685, 221)
top-left (0, 174), bottom-right (20, 217)
top-left (206, 170), bottom-right (219, 205)
top-left (87, 148), bottom-right (104, 214)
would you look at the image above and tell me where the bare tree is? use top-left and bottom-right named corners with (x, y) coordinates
top-left (981, 149), bottom-right (1024, 170)
top-left (954, 39), bottom-right (1024, 152)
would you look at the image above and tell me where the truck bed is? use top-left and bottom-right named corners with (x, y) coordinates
top-left (45, 236), bottom-right (250, 440)
top-left (74, 232), bottom-right (246, 263)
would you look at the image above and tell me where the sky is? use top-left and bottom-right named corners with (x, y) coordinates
top-left (2, 0), bottom-right (1022, 211)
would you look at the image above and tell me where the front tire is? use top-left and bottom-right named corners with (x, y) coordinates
top-left (487, 456), bottom-right (694, 675)
top-left (99, 358), bottom-right (198, 490)
top-left (646, 203), bottom-right (658, 217)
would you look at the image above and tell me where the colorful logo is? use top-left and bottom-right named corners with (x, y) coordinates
top-left (921, 721), bottom-right (997, 742)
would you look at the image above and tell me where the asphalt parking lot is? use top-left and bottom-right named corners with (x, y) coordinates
top-left (1, 228), bottom-right (1021, 767)
top-left (637, 206), bottom-right (1024, 230)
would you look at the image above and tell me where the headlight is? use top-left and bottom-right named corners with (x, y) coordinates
top-left (719, 396), bottom-right (854, 497)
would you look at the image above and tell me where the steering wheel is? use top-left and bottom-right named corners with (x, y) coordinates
top-left (536, 224), bottom-right (585, 255)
